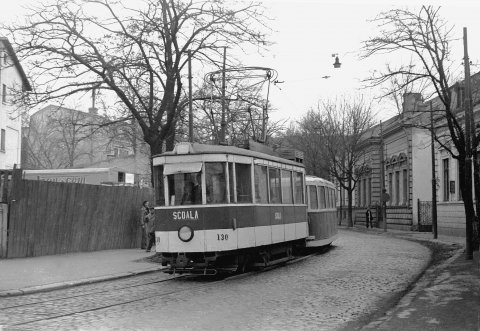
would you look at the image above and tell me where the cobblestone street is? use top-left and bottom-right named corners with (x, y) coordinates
top-left (0, 229), bottom-right (431, 330)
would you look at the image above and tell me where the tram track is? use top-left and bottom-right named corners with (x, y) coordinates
top-left (1, 273), bottom-right (218, 328)
top-left (0, 273), bottom-right (187, 310)
top-left (1, 252), bottom-right (321, 328)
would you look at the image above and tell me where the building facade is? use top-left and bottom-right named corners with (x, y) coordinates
top-left (0, 37), bottom-right (31, 169)
top-left (345, 93), bottom-right (432, 231)
top-left (347, 73), bottom-right (480, 237)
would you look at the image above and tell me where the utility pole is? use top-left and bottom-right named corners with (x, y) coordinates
top-left (220, 47), bottom-right (227, 144)
top-left (463, 27), bottom-right (474, 260)
top-left (430, 101), bottom-right (438, 239)
top-left (188, 50), bottom-right (193, 142)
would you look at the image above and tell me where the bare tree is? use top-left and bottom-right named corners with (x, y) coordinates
top-left (288, 97), bottom-right (375, 227)
top-left (318, 98), bottom-right (376, 227)
top-left (361, 6), bottom-right (479, 257)
top-left (281, 116), bottom-right (330, 179)
top-left (2, 0), bottom-right (270, 159)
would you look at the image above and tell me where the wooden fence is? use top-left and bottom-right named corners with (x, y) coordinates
top-left (0, 170), bottom-right (13, 203)
top-left (5, 169), bottom-right (153, 258)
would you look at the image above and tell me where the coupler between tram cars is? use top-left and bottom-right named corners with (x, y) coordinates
top-left (161, 241), bottom-right (303, 276)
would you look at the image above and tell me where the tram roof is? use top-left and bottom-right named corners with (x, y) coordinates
top-left (153, 142), bottom-right (304, 167)
top-left (306, 175), bottom-right (335, 188)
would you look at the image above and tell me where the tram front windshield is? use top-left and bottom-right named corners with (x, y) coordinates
top-left (168, 172), bottom-right (202, 206)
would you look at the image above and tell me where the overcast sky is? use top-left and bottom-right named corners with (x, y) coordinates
top-left (2, 0), bottom-right (480, 124)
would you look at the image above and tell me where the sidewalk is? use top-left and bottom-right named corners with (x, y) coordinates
top-left (0, 248), bottom-right (162, 297)
top-left (343, 226), bottom-right (480, 331)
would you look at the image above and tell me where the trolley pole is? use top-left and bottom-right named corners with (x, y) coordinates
top-left (188, 50), bottom-right (193, 143)
top-left (220, 47), bottom-right (227, 144)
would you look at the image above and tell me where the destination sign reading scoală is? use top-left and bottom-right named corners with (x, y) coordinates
top-left (172, 210), bottom-right (199, 220)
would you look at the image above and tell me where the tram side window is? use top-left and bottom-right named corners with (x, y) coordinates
top-left (308, 185), bottom-right (318, 210)
top-left (168, 172), bottom-right (202, 206)
top-left (236, 163), bottom-right (252, 203)
top-left (319, 186), bottom-right (326, 209)
top-left (254, 165), bottom-right (268, 203)
top-left (293, 172), bottom-right (304, 204)
top-left (206, 162), bottom-right (227, 204)
top-left (153, 165), bottom-right (165, 206)
top-left (269, 168), bottom-right (282, 203)
top-left (281, 170), bottom-right (293, 204)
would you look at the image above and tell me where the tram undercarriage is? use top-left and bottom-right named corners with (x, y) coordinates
top-left (161, 240), bottom-right (303, 276)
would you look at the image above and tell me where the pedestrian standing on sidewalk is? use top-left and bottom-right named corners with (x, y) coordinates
top-left (140, 201), bottom-right (150, 249)
top-left (144, 205), bottom-right (156, 252)
top-left (365, 207), bottom-right (373, 228)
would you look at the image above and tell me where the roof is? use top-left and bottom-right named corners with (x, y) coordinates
top-left (305, 175), bottom-right (335, 188)
top-left (155, 142), bottom-right (305, 168)
top-left (23, 168), bottom-right (124, 175)
top-left (0, 37), bottom-right (32, 91)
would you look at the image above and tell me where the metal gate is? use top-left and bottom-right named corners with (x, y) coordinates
top-left (417, 199), bottom-right (432, 232)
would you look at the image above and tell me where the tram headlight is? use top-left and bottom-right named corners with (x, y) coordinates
top-left (178, 225), bottom-right (194, 242)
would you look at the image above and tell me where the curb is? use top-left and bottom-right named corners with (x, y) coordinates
top-left (0, 266), bottom-right (164, 298)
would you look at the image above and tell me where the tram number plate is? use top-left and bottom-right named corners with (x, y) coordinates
top-left (217, 233), bottom-right (229, 241)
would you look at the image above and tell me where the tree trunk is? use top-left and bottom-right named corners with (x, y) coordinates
top-left (347, 185), bottom-right (353, 227)
top-left (458, 157), bottom-right (475, 259)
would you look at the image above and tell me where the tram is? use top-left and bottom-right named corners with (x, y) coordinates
top-left (305, 176), bottom-right (338, 247)
top-left (152, 142), bottom-right (336, 274)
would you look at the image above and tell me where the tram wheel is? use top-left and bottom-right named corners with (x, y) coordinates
top-left (286, 246), bottom-right (293, 258)
top-left (236, 254), bottom-right (251, 274)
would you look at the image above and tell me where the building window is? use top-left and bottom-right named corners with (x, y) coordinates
top-left (357, 180), bottom-right (362, 206)
top-left (368, 177), bottom-right (372, 206)
top-left (2, 84), bottom-right (6, 103)
top-left (395, 171), bottom-right (400, 205)
top-left (0, 129), bottom-right (5, 152)
top-left (443, 158), bottom-right (449, 201)
top-left (388, 173), bottom-right (393, 205)
top-left (362, 178), bottom-right (367, 206)
top-left (403, 169), bottom-right (408, 205)
top-left (3, 53), bottom-right (6, 65)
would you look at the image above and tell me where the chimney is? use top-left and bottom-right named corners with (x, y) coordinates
top-left (402, 93), bottom-right (423, 113)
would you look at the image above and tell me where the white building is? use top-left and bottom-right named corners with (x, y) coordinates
top-left (0, 37), bottom-right (31, 169)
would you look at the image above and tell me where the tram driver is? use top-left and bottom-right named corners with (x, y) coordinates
top-left (181, 181), bottom-right (199, 205)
